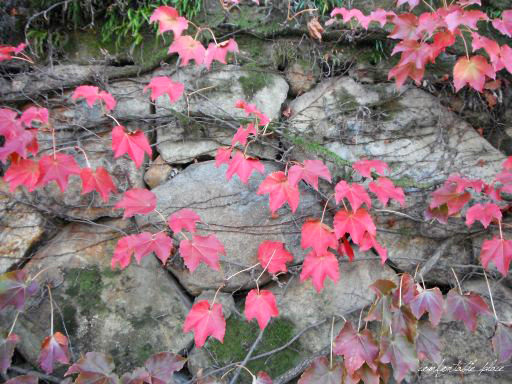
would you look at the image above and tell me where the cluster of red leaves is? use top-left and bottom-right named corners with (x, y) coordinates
top-left (0, 43), bottom-right (26, 62)
top-left (427, 157), bottom-right (512, 276)
top-left (298, 272), bottom-right (512, 383)
top-left (328, 1), bottom-right (512, 92)
top-left (150, 6), bottom-right (238, 69)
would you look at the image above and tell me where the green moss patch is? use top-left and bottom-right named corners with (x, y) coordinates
top-left (208, 316), bottom-right (301, 380)
top-left (239, 70), bottom-right (273, 98)
top-left (65, 267), bottom-right (107, 316)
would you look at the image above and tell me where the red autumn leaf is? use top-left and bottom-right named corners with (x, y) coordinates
top-left (288, 160), bottom-right (332, 191)
top-left (0, 108), bottom-right (19, 137)
top-left (72, 85), bottom-right (117, 111)
top-left (5, 376), bottom-right (38, 384)
top-left (300, 250), bottom-right (339, 292)
top-left (301, 219), bottom-right (338, 254)
top-left (244, 289), bottom-right (279, 330)
top-left (168, 35), bottom-right (205, 67)
top-left (431, 31), bottom-right (457, 56)
top-left (471, 32), bottom-right (503, 71)
top-left (333, 321), bottom-right (379, 375)
top-left (379, 336), bottom-right (419, 382)
top-left (0, 270), bottom-right (39, 311)
top-left (36, 153), bottom-right (81, 193)
top-left (204, 39), bottom-right (238, 70)
top-left (0, 333), bottom-right (19, 374)
top-left (254, 371), bottom-right (272, 384)
top-left (19, 107), bottom-right (49, 127)
top-left (257, 240), bottom-right (293, 274)
top-left (392, 39), bottom-right (435, 69)
top-left (392, 273), bottom-right (418, 307)
top-left (465, 203), bottom-right (502, 228)
top-left (503, 156), bottom-right (512, 171)
top-left (416, 322), bottom-right (442, 364)
top-left (111, 125), bottom-right (152, 168)
top-left (0, 125), bottom-right (34, 163)
top-left (352, 159), bottom-right (389, 178)
top-left (298, 356), bottom-right (343, 384)
top-left (226, 151), bottom-right (265, 184)
top-left (179, 234), bottom-right (225, 272)
top-left (359, 232), bottom-right (387, 263)
top-left (65, 352), bottom-right (119, 384)
top-left (447, 174), bottom-right (485, 193)
top-left (184, 300), bottom-right (226, 348)
top-left (453, 55), bottom-right (495, 92)
top-left (369, 177), bottom-right (405, 207)
top-left (111, 235), bottom-right (136, 269)
top-left (429, 181), bottom-right (471, 215)
top-left (120, 367), bottom-right (150, 384)
top-left (80, 166), bottom-right (117, 202)
top-left (149, 6), bottom-right (188, 36)
top-left (389, 13), bottom-right (421, 40)
top-left (168, 208), bottom-right (201, 233)
top-left (339, 236), bottom-right (355, 262)
top-left (115, 188), bottom-right (156, 219)
top-left (409, 286), bottom-right (444, 327)
top-left (38, 332), bottom-right (70, 374)
top-left (444, 9), bottom-right (488, 32)
top-left (388, 61), bottom-right (425, 88)
top-left (445, 288), bottom-right (490, 332)
top-left (391, 305), bottom-right (417, 342)
top-left (131, 232), bottom-right (173, 265)
top-left (480, 236), bottom-right (512, 276)
top-left (231, 123), bottom-right (257, 146)
top-left (215, 147), bottom-right (232, 167)
top-left (492, 322), bottom-right (512, 363)
top-left (4, 158), bottom-right (40, 192)
top-left (492, 10), bottom-right (512, 37)
top-left (333, 208), bottom-right (376, 245)
top-left (335, 180), bottom-right (371, 211)
top-left (144, 76), bottom-right (185, 103)
top-left (144, 352), bottom-right (187, 384)
top-left (257, 171), bottom-right (299, 214)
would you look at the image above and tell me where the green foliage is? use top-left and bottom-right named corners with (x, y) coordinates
top-left (292, 0), bottom-right (344, 15)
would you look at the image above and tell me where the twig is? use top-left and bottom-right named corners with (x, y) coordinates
top-left (228, 328), bottom-right (265, 384)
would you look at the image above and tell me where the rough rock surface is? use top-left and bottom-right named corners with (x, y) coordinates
top-left (3, 219), bottom-right (192, 372)
top-left (137, 161), bottom-right (324, 295)
top-left (144, 156), bottom-right (176, 189)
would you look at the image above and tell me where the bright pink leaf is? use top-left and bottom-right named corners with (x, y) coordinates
top-left (465, 203), bottom-right (502, 228)
top-left (37, 154), bottom-right (81, 193)
top-left (168, 208), bottom-right (201, 233)
top-left (300, 250), bottom-right (339, 292)
top-left (225, 151), bottom-right (265, 184)
top-left (131, 232), bottom-right (173, 265)
top-left (204, 39), bottom-right (238, 70)
top-left (244, 289), bottom-right (279, 330)
top-left (111, 125), bottom-right (152, 168)
top-left (301, 219), bottom-right (338, 254)
top-left (257, 240), bottom-right (293, 274)
top-left (288, 160), bottom-right (331, 190)
top-left (72, 85), bottom-right (116, 111)
top-left (80, 166), bottom-right (117, 202)
top-left (184, 300), bottom-right (225, 348)
top-left (231, 123), bottom-right (257, 146)
top-left (335, 180), bottom-right (371, 211)
top-left (453, 55), bottom-right (495, 92)
top-left (429, 181), bottom-right (471, 215)
top-left (256, 171), bottom-right (300, 214)
top-left (4, 158), bottom-right (40, 192)
top-left (369, 177), bottom-right (405, 207)
top-left (215, 147), bottom-right (232, 167)
top-left (144, 76), bottom-right (185, 102)
top-left (179, 234), bottom-right (225, 272)
top-left (149, 6), bottom-right (188, 36)
top-left (168, 35), bottom-right (205, 67)
top-left (359, 232), bottom-right (387, 263)
top-left (481, 236), bottom-right (512, 276)
top-left (492, 10), bottom-right (512, 37)
top-left (114, 188), bottom-right (156, 219)
top-left (352, 159), bottom-right (388, 178)
top-left (19, 107), bottom-right (49, 127)
top-left (333, 208), bottom-right (376, 245)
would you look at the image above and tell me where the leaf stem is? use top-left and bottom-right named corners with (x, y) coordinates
top-left (329, 316), bottom-right (335, 370)
top-left (483, 269), bottom-right (499, 322)
top-left (8, 312), bottom-right (20, 336)
top-left (225, 263), bottom-right (260, 281)
top-left (47, 284), bottom-right (54, 335)
top-left (255, 249), bottom-right (277, 292)
top-left (106, 114), bottom-right (121, 126)
top-left (451, 268), bottom-right (463, 295)
top-left (321, 194), bottom-right (335, 224)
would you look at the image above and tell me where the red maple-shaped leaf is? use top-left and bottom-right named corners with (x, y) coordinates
top-left (298, 356), bottom-right (343, 384)
top-left (225, 151), bottom-right (264, 184)
top-left (352, 159), bottom-right (388, 178)
top-left (38, 332), bottom-right (69, 374)
top-left (288, 159), bottom-right (332, 190)
top-left (301, 219), bottom-right (338, 254)
top-left (168, 208), bottom-right (201, 233)
top-left (131, 232), bottom-right (173, 265)
top-left (80, 166), bottom-right (117, 202)
top-left (492, 10), bottom-right (512, 37)
top-left (389, 13), bottom-right (421, 40)
top-left (111, 235), bottom-right (135, 269)
top-left (254, 371), bottom-right (273, 384)
top-left (204, 39), bottom-right (239, 70)
top-left (333, 208), bottom-right (376, 245)
top-left (72, 85), bottom-right (117, 111)
top-left (445, 288), bottom-right (490, 332)
top-left (184, 300), bottom-right (226, 348)
top-left (144, 76), bottom-right (185, 102)
top-left (144, 352), bottom-right (187, 384)
top-left (429, 181), bottom-right (471, 215)
top-left (300, 250), bottom-right (339, 292)
top-left (333, 321), bottom-right (379, 375)
top-left (0, 108), bottom-right (19, 137)
top-left (257, 240), bottom-right (293, 274)
top-left (471, 32), bottom-right (503, 71)
top-left (179, 234), bottom-right (225, 272)
top-left (480, 236), bottom-right (512, 276)
top-left (115, 188), bottom-right (156, 219)
top-left (215, 147), bottom-right (232, 167)
top-left (168, 35), bottom-right (205, 67)
top-left (416, 322), bottom-right (442, 364)
top-left (0, 125), bottom-right (34, 163)
top-left (465, 203), bottom-right (502, 228)
top-left (244, 289), bottom-right (279, 330)
top-left (444, 9), bottom-right (488, 32)
top-left (37, 154), bottom-right (81, 193)
top-left (391, 306), bottom-right (417, 343)
top-left (65, 352), bottom-right (119, 384)
top-left (20, 107), bottom-right (49, 127)
top-left (5, 375), bottom-right (38, 384)
top-left (335, 180), bottom-right (372, 211)
top-left (453, 55), bottom-right (495, 92)
top-left (256, 171), bottom-right (300, 214)
top-left (111, 125), bottom-right (152, 168)
top-left (392, 273), bottom-right (418, 307)
top-left (409, 286), bottom-right (444, 327)
top-left (4, 158), bottom-right (40, 192)
top-left (231, 123), bottom-right (257, 147)
top-left (0, 270), bottom-right (38, 311)
top-left (0, 333), bottom-right (19, 374)
top-left (492, 322), bottom-right (512, 363)
top-left (388, 61), bottom-right (426, 88)
top-left (392, 39), bottom-right (435, 70)
top-left (447, 173), bottom-right (485, 193)
top-left (369, 177), bottom-right (405, 207)
top-left (379, 336), bottom-right (419, 382)
top-left (149, 6), bottom-right (188, 36)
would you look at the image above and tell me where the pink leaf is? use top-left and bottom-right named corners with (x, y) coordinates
top-left (168, 35), bottom-right (205, 67)
top-left (149, 6), bottom-right (188, 36)
top-left (179, 234), bottom-right (225, 272)
top-left (168, 208), bottom-right (201, 233)
top-left (114, 188), bottom-right (156, 219)
top-left (256, 171), bottom-right (300, 214)
top-left (184, 300), bottom-right (225, 348)
top-left (144, 76), bottom-right (184, 102)
top-left (244, 289), bottom-right (279, 330)
top-left (300, 250), bottom-right (339, 292)
top-left (111, 125), bottom-right (152, 168)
